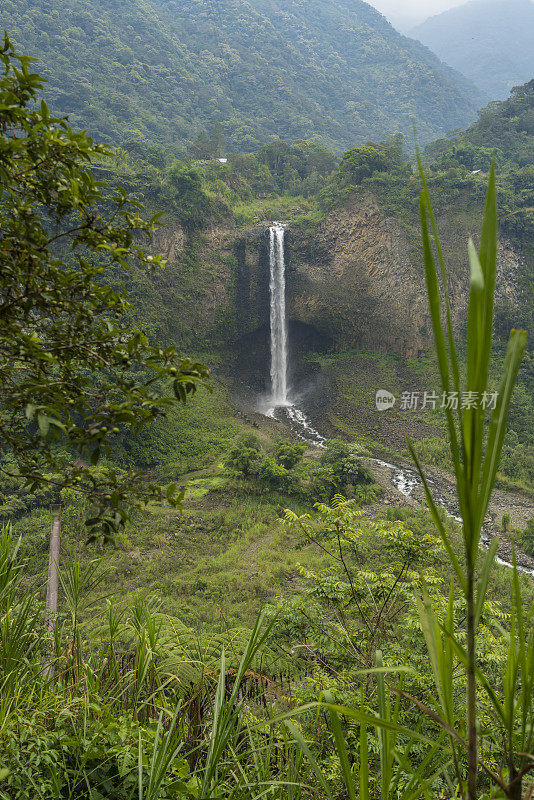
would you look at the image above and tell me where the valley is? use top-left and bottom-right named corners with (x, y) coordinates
top-left (0, 13), bottom-right (533, 798)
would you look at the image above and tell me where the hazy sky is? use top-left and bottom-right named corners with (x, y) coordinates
top-left (368, 0), bottom-right (468, 29)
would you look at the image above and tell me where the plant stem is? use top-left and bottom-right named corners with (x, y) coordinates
top-left (44, 503), bottom-right (61, 679)
top-left (466, 570), bottom-right (477, 800)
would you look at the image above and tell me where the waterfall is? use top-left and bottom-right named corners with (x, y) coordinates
top-left (268, 224), bottom-right (289, 406)
top-left (265, 223), bottom-right (325, 446)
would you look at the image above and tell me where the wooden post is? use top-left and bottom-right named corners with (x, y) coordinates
top-left (44, 503), bottom-right (61, 677)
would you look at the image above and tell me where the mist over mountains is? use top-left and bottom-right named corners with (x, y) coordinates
top-left (410, 0), bottom-right (534, 100)
top-left (1, 0), bottom-right (487, 152)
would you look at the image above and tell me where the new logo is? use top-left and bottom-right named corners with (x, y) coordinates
top-left (375, 389), bottom-right (396, 411)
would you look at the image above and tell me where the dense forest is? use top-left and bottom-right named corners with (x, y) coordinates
top-left (0, 0), bottom-right (486, 152)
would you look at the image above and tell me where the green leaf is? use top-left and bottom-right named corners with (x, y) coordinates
top-left (477, 328), bottom-right (527, 532)
top-left (474, 537), bottom-right (498, 628)
top-left (322, 691), bottom-right (357, 800)
top-left (37, 413), bottom-right (50, 437)
top-left (408, 439), bottom-right (466, 591)
top-left (284, 721), bottom-right (334, 799)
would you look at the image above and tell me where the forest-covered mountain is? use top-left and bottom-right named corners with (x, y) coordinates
top-left (410, 0), bottom-right (534, 100)
top-left (427, 79), bottom-right (534, 169)
top-left (1, 0), bottom-right (487, 152)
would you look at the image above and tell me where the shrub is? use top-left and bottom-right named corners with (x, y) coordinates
top-left (318, 439), bottom-right (374, 496)
top-left (521, 518), bottom-right (534, 556)
top-left (257, 458), bottom-right (295, 493)
top-left (224, 435), bottom-right (262, 477)
top-left (274, 440), bottom-right (306, 469)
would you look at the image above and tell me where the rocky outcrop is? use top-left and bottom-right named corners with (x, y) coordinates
top-left (288, 193), bottom-right (521, 358)
top-left (289, 194), bottom-right (430, 358)
top-left (148, 193), bottom-right (522, 361)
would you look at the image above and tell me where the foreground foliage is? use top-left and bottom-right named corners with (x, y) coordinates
top-left (0, 38), bottom-right (207, 539)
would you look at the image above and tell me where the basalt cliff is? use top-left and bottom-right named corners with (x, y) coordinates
top-left (149, 191), bottom-right (523, 376)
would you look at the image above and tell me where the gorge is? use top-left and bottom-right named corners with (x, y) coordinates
top-left (264, 229), bottom-right (534, 576)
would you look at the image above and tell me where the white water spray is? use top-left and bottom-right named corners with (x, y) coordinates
top-left (268, 224), bottom-right (289, 406)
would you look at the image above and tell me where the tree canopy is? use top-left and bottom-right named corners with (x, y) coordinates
top-left (0, 0), bottom-right (485, 153)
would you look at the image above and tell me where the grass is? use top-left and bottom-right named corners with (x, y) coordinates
top-left (231, 196), bottom-right (317, 227)
top-left (17, 480), bottom-right (334, 630)
top-left (313, 349), bottom-right (447, 450)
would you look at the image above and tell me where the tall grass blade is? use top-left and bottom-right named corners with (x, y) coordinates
top-left (322, 691), bottom-right (357, 800)
top-left (408, 440), bottom-right (466, 591)
top-left (474, 538), bottom-right (499, 628)
top-left (477, 328), bottom-right (527, 534)
top-left (416, 151), bottom-right (461, 395)
top-left (284, 720), bottom-right (334, 799)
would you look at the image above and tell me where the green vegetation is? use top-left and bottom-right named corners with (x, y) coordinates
top-left (0, 37), bottom-right (207, 539)
top-left (313, 86), bottom-right (534, 488)
top-left (1, 0), bottom-right (485, 153)
top-left (522, 518), bottom-right (534, 556)
top-left (225, 436), bottom-right (378, 502)
top-left (0, 37), bottom-right (533, 800)
top-left (402, 158), bottom-right (530, 800)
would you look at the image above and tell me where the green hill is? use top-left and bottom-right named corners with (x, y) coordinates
top-left (1, 0), bottom-right (486, 152)
top-left (410, 0), bottom-right (534, 100)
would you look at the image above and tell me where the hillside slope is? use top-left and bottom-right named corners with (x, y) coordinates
top-left (410, 0), bottom-right (534, 100)
top-left (2, 0), bottom-right (486, 151)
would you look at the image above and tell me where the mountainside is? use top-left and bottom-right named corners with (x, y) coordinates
top-left (459, 80), bottom-right (534, 166)
top-left (1, 0), bottom-right (486, 152)
top-left (116, 82), bottom-right (534, 361)
top-left (410, 0), bottom-right (534, 100)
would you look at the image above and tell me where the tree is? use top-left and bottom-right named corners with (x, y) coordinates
top-left (319, 439), bottom-right (372, 495)
top-left (187, 129), bottom-right (212, 160)
top-left (209, 123), bottom-right (225, 158)
top-left (0, 36), bottom-right (208, 541)
top-left (163, 160), bottom-right (210, 228)
top-left (336, 144), bottom-right (391, 187)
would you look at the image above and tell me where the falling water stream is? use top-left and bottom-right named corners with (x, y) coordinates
top-left (260, 222), bottom-right (533, 576)
top-left (268, 225), bottom-right (289, 407)
top-left (265, 223), bottom-right (325, 446)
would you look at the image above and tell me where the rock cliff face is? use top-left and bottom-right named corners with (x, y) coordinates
top-left (150, 193), bottom-right (522, 365)
top-left (287, 193), bottom-right (521, 358)
top-left (289, 195), bottom-right (429, 358)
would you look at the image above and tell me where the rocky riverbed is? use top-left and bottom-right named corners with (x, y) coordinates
top-left (366, 456), bottom-right (534, 575)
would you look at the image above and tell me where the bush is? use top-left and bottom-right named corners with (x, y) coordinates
top-left (274, 440), bottom-right (306, 470)
top-left (521, 518), bottom-right (534, 556)
top-left (257, 458), bottom-right (296, 493)
top-left (318, 439), bottom-right (374, 497)
top-left (224, 435), bottom-right (262, 477)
